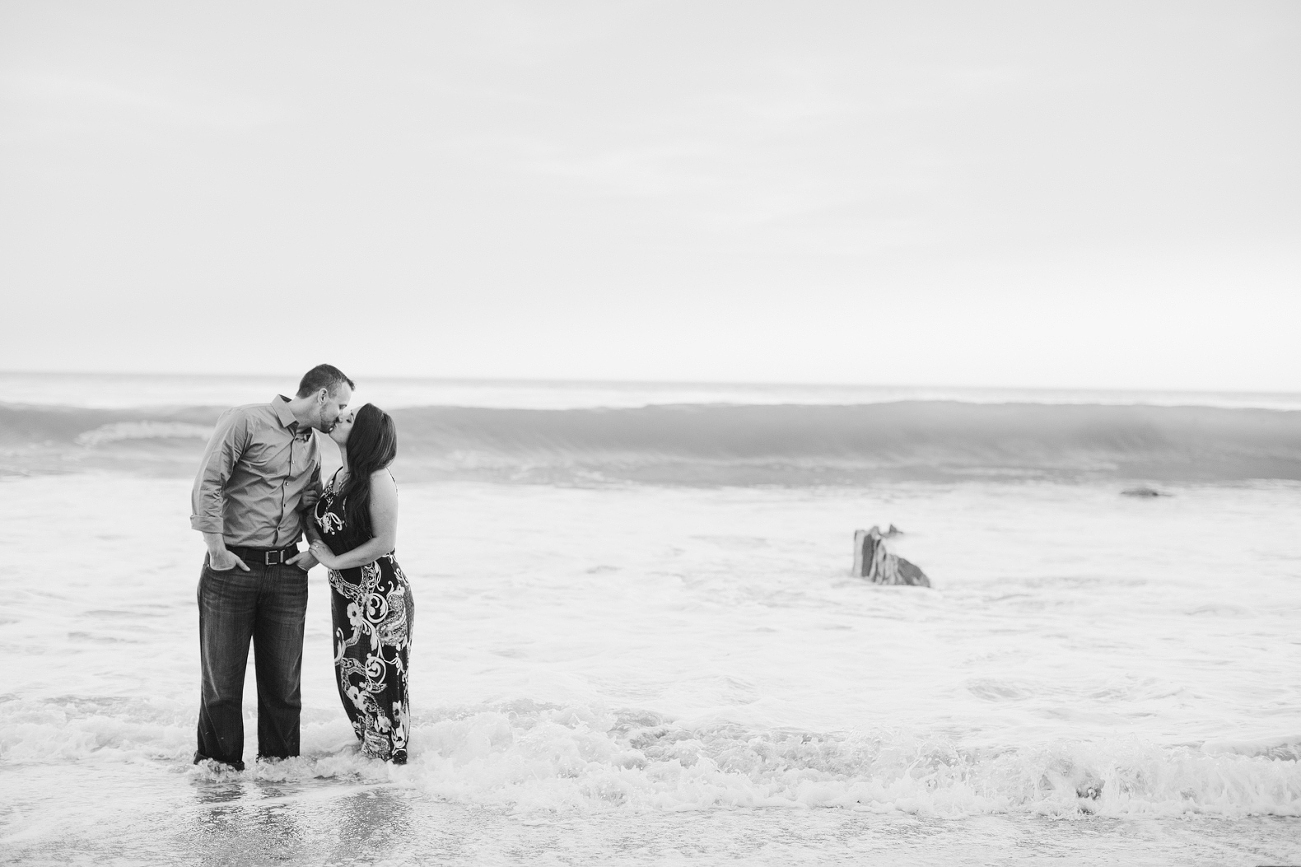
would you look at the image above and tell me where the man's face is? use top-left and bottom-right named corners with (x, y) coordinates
top-left (316, 384), bottom-right (352, 432)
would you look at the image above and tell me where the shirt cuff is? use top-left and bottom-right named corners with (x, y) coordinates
top-left (190, 515), bottom-right (223, 533)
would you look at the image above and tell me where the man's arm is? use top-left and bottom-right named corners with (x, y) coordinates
top-left (299, 462), bottom-right (323, 512)
top-left (191, 409), bottom-right (250, 572)
top-left (290, 525), bottom-right (322, 572)
top-left (287, 463), bottom-right (323, 571)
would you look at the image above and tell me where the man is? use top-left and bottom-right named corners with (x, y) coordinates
top-left (190, 364), bottom-right (354, 770)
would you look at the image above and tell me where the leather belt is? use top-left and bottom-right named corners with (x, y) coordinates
top-left (227, 544), bottom-right (301, 566)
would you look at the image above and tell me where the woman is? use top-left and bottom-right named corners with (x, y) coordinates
top-left (306, 403), bottom-right (413, 764)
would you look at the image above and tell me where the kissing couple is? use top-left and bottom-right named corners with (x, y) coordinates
top-left (189, 364), bottom-right (414, 770)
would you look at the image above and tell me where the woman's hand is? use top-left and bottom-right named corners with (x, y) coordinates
top-left (309, 540), bottom-right (341, 570)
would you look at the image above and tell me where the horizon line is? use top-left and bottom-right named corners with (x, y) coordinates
top-left (2, 368), bottom-right (1301, 398)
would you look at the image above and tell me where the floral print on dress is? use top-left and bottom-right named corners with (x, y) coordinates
top-left (313, 473), bottom-right (414, 764)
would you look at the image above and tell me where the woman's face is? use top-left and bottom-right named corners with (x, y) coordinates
top-left (328, 408), bottom-right (355, 446)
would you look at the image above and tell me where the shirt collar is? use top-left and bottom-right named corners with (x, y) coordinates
top-left (272, 395), bottom-right (312, 440)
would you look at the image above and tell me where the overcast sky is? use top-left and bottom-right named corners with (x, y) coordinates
top-left (2, 1), bottom-right (1298, 390)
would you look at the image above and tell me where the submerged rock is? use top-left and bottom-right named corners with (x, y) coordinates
top-left (853, 527), bottom-right (930, 587)
top-left (1077, 782), bottom-right (1104, 800)
top-left (1121, 486), bottom-right (1167, 498)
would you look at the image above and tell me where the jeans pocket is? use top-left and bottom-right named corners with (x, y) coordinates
top-left (204, 554), bottom-right (244, 574)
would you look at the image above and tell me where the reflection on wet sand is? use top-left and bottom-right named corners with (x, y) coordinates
top-left (181, 779), bottom-right (307, 863)
top-left (178, 779), bottom-right (431, 864)
top-left (4, 762), bottom-right (1300, 866)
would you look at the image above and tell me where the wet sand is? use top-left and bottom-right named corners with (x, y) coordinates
top-left (4, 761), bottom-right (1299, 866)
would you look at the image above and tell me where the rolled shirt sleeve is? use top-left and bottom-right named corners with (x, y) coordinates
top-left (190, 408), bottom-right (249, 535)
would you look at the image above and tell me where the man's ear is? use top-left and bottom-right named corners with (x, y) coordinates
top-left (317, 388), bottom-right (329, 405)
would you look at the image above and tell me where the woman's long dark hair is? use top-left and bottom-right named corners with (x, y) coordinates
top-left (339, 403), bottom-right (398, 538)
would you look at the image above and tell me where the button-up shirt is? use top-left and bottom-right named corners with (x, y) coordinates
top-left (190, 395), bottom-right (323, 548)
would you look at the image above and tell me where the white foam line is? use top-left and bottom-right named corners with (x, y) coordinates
top-left (173, 782), bottom-right (399, 813)
top-left (240, 782), bottom-right (398, 806)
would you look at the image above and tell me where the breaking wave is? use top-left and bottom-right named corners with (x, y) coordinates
top-left (4, 401), bottom-right (1301, 483)
top-left (74, 421), bottom-right (214, 447)
top-left (3, 696), bottom-right (1297, 817)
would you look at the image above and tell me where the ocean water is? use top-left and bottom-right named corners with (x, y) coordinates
top-left (1, 374), bottom-right (1299, 865)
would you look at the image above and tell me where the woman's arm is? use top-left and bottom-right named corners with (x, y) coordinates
top-left (309, 470), bottom-right (398, 570)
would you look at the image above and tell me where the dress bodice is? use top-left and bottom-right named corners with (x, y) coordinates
top-left (313, 471), bottom-right (373, 556)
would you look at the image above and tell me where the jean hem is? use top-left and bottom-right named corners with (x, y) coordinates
top-left (193, 752), bottom-right (245, 772)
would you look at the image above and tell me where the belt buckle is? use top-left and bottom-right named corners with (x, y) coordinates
top-left (265, 550), bottom-right (282, 566)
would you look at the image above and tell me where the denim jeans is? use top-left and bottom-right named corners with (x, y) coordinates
top-left (195, 556), bottom-right (308, 770)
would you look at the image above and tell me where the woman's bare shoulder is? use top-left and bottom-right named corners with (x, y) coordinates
top-left (369, 467), bottom-right (399, 495)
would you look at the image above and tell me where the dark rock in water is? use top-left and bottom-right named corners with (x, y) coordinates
top-left (1121, 486), bottom-right (1167, 498)
top-left (883, 524), bottom-right (904, 538)
top-left (853, 527), bottom-right (930, 587)
top-left (1077, 783), bottom-right (1103, 800)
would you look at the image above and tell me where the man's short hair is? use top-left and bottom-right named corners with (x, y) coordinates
top-left (297, 364), bottom-right (356, 398)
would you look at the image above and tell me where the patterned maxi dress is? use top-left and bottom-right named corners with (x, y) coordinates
top-left (313, 472), bottom-right (414, 763)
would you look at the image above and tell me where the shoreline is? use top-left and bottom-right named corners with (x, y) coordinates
top-left (4, 760), bottom-right (1299, 866)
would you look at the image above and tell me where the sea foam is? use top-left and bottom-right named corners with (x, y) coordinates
top-left (7, 695), bottom-right (1298, 818)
